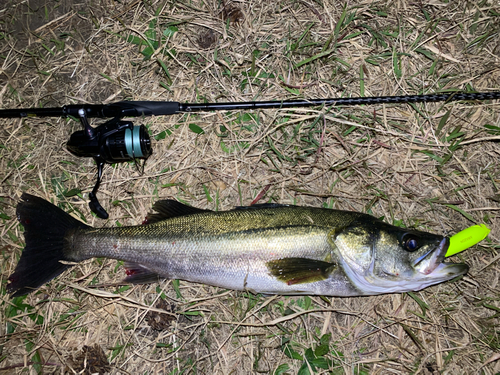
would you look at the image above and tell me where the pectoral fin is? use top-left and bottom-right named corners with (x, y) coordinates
top-left (266, 258), bottom-right (336, 285)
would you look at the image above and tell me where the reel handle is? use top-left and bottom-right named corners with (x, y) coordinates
top-left (88, 161), bottom-right (108, 219)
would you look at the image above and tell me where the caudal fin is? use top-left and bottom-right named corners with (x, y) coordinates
top-left (7, 193), bottom-right (90, 297)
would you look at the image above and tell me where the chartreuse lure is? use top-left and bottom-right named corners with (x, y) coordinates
top-left (446, 224), bottom-right (490, 257)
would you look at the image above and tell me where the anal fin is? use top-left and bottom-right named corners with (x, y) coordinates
top-left (266, 258), bottom-right (336, 285)
top-left (123, 262), bottom-right (162, 284)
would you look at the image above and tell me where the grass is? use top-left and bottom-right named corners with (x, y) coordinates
top-left (0, 0), bottom-right (500, 373)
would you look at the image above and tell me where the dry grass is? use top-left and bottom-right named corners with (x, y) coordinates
top-left (1, 0), bottom-right (500, 373)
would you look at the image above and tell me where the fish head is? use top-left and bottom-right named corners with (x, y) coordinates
top-left (332, 216), bottom-right (469, 295)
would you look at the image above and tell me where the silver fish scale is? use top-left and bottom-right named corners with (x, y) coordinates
top-left (70, 207), bottom-right (364, 294)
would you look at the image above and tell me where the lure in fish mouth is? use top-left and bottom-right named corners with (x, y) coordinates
top-left (7, 193), bottom-right (469, 297)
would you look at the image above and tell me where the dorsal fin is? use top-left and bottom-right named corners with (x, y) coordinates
top-left (144, 200), bottom-right (210, 224)
top-left (233, 203), bottom-right (291, 210)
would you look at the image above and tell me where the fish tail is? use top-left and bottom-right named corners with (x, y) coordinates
top-left (7, 193), bottom-right (90, 297)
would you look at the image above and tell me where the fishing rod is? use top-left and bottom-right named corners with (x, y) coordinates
top-left (2, 90), bottom-right (499, 219)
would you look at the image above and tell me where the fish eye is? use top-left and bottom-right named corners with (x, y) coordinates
top-left (403, 235), bottom-right (420, 252)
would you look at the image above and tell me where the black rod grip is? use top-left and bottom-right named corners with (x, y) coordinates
top-left (0, 107), bottom-right (66, 118)
top-left (62, 102), bottom-right (181, 118)
top-left (111, 101), bottom-right (181, 116)
top-left (0, 101), bottom-right (181, 119)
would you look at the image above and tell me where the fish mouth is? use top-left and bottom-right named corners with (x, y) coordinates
top-left (425, 261), bottom-right (469, 281)
top-left (413, 237), bottom-right (449, 275)
top-left (413, 237), bottom-right (469, 278)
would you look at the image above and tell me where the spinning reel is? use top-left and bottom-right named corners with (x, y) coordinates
top-left (66, 109), bottom-right (152, 219)
top-left (2, 91), bottom-right (500, 218)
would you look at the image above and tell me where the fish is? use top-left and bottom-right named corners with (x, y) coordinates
top-left (7, 193), bottom-right (468, 297)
